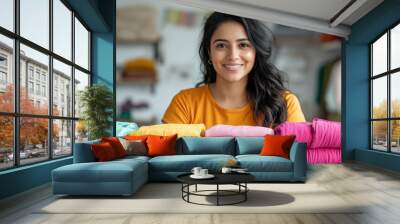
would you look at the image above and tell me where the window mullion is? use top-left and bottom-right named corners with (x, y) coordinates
top-left (370, 45), bottom-right (373, 149)
top-left (13, 0), bottom-right (20, 167)
top-left (49, 0), bottom-right (53, 160)
top-left (88, 31), bottom-right (91, 75)
top-left (388, 29), bottom-right (391, 152)
top-left (71, 11), bottom-right (76, 154)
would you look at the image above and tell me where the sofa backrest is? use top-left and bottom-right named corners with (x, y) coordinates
top-left (73, 139), bottom-right (100, 163)
top-left (235, 137), bottom-right (264, 155)
top-left (74, 136), bottom-right (268, 162)
top-left (177, 137), bottom-right (236, 155)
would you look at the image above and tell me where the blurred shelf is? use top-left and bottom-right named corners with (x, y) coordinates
top-left (321, 40), bottom-right (341, 51)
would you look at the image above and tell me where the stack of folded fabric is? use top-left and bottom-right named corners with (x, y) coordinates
top-left (127, 123), bottom-right (206, 138)
top-left (274, 118), bottom-right (341, 164)
top-left (308, 118), bottom-right (341, 164)
top-left (274, 122), bottom-right (313, 147)
top-left (116, 121), bottom-right (139, 137)
top-left (122, 58), bottom-right (157, 82)
top-left (205, 124), bottom-right (274, 137)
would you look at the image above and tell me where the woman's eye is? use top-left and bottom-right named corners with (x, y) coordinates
top-left (239, 43), bottom-right (250, 48)
top-left (215, 43), bottom-right (225, 48)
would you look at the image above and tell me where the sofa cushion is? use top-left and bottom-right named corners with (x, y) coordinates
top-left (236, 155), bottom-right (293, 172)
top-left (116, 155), bottom-right (150, 163)
top-left (74, 140), bottom-right (100, 163)
top-left (235, 137), bottom-right (264, 155)
top-left (148, 154), bottom-right (235, 172)
top-left (52, 157), bottom-right (149, 195)
top-left (52, 158), bottom-right (147, 183)
top-left (177, 137), bottom-right (235, 155)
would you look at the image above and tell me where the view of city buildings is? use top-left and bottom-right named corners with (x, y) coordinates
top-left (1, 47), bottom-right (73, 116)
top-left (0, 40), bottom-right (88, 169)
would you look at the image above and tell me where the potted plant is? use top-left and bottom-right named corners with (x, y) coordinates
top-left (79, 84), bottom-right (113, 140)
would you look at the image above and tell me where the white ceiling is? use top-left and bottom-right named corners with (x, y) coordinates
top-left (168, 0), bottom-right (384, 38)
top-left (226, 0), bottom-right (352, 22)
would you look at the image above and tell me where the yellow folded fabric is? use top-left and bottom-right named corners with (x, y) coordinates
top-left (127, 123), bottom-right (206, 137)
top-left (125, 58), bottom-right (156, 71)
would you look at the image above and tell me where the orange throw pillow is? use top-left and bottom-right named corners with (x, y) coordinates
top-left (91, 142), bottom-right (117, 161)
top-left (101, 137), bottom-right (126, 158)
top-left (124, 135), bottom-right (148, 142)
top-left (260, 135), bottom-right (296, 159)
top-left (146, 134), bottom-right (177, 157)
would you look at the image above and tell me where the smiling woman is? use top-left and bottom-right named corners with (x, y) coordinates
top-left (162, 12), bottom-right (305, 128)
top-left (209, 20), bottom-right (256, 86)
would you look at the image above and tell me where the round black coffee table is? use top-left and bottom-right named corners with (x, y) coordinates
top-left (177, 173), bottom-right (255, 206)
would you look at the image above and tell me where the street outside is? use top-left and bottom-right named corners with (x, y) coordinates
top-left (0, 146), bottom-right (71, 170)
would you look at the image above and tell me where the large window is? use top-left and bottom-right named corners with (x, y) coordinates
top-left (0, 0), bottom-right (91, 171)
top-left (371, 22), bottom-right (400, 154)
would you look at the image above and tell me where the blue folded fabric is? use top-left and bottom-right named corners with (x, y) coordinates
top-left (116, 121), bottom-right (139, 137)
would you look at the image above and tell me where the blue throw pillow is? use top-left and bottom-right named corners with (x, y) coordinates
top-left (179, 137), bottom-right (236, 155)
top-left (236, 137), bottom-right (264, 155)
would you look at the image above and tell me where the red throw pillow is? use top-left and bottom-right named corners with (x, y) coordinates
top-left (101, 137), bottom-right (126, 158)
top-left (260, 135), bottom-right (296, 159)
top-left (146, 134), bottom-right (177, 157)
top-left (91, 142), bottom-right (117, 161)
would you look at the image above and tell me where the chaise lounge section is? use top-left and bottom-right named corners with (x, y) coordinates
top-left (52, 140), bottom-right (149, 195)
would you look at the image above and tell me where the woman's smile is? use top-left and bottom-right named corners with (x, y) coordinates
top-left (223, 63), bottom-right (243, 71)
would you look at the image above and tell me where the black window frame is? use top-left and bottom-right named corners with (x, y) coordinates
top-left (0, 0), bottom-right (92, 171)
top-left (370, 20), bottom-right (400, 154)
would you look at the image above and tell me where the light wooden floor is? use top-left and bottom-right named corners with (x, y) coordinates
top-left (1, 162), bottom-right (400, 224)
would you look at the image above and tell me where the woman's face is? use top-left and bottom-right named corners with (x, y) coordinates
top-left (209, 21), bottom-right (256, 84)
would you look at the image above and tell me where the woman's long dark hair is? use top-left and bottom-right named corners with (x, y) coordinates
top-left (198, 12), bottom-right (287, 127)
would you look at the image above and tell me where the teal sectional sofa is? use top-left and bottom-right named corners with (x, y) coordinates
top-left (52, 137), bottom-right (306, 196)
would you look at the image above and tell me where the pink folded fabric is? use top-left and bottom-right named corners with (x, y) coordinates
top-left (310, 118), bottom-right (341, 148)
top-left (274, 122), bottom-right (313, 147)
top-left (307, 148), bottom-right (342, 164)
top-left (205, 124), bottom-right (274, 137)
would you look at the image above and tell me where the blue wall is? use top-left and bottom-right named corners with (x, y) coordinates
top-left (342, 43), bottom-right (370, 159)
top-left (68, 0), bottom-right (116, 133)
top-left (0, 158), bottom-right (72, 199)
top-left (91, 0), bottom-right (116, 136)
top-left (0, 0), bottom-right (116, 200)
top-left (344, 0), bottom-right (400, 171)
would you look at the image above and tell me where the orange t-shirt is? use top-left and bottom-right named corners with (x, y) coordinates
top-left (162, 85), bottom-right (306, 129)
